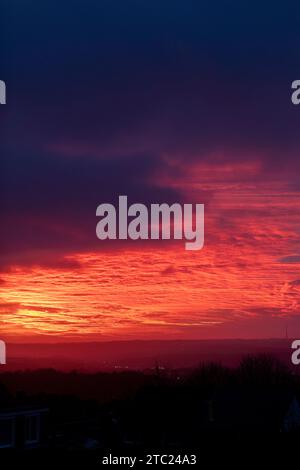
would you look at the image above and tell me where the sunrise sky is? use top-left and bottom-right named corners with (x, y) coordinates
top-left (1, 1), bottom-right (300, 342)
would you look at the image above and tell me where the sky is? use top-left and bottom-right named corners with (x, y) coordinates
top-left (1, 0), bottom-right (300, 342)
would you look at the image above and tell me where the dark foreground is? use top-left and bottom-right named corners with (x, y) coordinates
top-left (0, 354), bottom-right (300, 463)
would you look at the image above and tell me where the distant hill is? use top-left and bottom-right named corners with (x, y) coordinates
top-left (2, 339), bottom-right (295, 371)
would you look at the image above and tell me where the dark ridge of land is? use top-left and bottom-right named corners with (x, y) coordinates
top-left (2, 338), bottom-right (295, 371)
